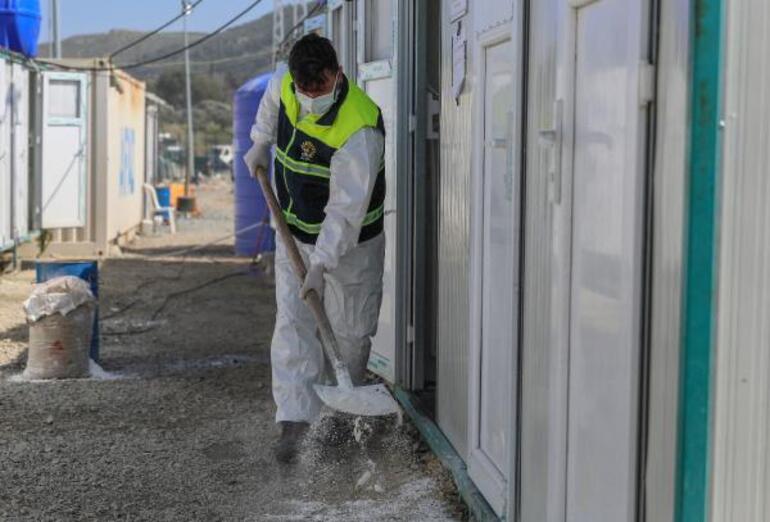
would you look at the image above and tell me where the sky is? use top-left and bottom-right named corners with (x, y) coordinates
top-left (39, 0), bottom-right (275, 40)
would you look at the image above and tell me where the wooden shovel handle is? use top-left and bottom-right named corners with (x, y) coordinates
top-left (253, 166), bottom-right (352, 387)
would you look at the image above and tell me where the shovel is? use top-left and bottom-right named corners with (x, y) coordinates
top-left (254, 166), bottom-right (401, 417)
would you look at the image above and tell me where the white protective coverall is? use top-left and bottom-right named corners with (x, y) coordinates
top-left (244, 67), bottom-right (386, 423)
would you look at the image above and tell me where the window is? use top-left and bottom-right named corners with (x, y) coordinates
top-left (331, 7), bottom-right (343, 56)
top-left (48, 79), bottom-right (80, 119)
top-left (365, 0), bottom-right (392, 62)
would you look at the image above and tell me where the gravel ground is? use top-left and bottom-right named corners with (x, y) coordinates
top-left (0, 178), bottom-right (465, 521)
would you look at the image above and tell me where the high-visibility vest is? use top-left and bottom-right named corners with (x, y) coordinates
top-left (274, 72), bottom-right (386, 244)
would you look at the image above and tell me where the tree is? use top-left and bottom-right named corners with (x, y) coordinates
top-left (150, 70), bottom-right (230, 109)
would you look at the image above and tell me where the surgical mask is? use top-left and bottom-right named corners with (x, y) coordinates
top-left (296, 73), bottom-right (339, 115)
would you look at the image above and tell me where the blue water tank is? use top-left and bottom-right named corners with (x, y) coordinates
top-left (233, 72), bottom-right (275, 257)
top-left (0, 1), bottom-right (41, 57)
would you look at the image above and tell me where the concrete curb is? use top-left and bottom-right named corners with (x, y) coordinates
top-left (393, 387), bottom-right (499, 522)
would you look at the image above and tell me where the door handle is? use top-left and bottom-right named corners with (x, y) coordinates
top-left (538, 99), bottom-right (563, 204)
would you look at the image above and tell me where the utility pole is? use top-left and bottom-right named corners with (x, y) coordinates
top-left (51, 0), bottom-right (61, 58)
top-left (178, 0), bottom-right (197, 212)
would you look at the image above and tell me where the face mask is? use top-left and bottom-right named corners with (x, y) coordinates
top-left (296, 73), bottom-right (339, 115)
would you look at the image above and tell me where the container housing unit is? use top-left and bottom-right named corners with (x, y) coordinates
top-left (36, 59), bottom-right (146, 257)
top-left (280, 0), bottom-right (768, 520)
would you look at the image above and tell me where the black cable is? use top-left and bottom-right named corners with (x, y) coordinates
top-left (37, 0), bottom-right (265, 73)
top-left (108, 0), bottom-right (206, 59)
top-left (103, 270), bottom-right (250, 336)
top-left (150, 270), bottom-right (248, 321)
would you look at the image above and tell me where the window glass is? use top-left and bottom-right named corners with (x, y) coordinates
top-left (366, 0), bottom-right (392, 62)
top-left (49, 79), bottom-right (80, 118)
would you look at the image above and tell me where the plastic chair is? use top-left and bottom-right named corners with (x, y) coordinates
top-left (143, 184), bottom-right (176, 234)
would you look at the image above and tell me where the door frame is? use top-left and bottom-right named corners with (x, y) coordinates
top-left (466, 19), bottom-right (523, 517)
top-left (356, 0), bottom-right (400, 382)
top-left (40, 71), bottom-right (89, 229)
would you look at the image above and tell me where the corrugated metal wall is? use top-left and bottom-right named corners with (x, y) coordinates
top-left (1, 58), bottom-right (34, 252)
top-left (645, 0), bottom-right (689, 519)
top-left (518, 0), bottom-right (560, 518)
top-left (0, 58), bottom-right (10, 249)
top-left (712, 1), bottom-right (770, 519)
top-left (436, 0), bottom-right (474, 457)
top-left (11, 63), bottom-right (30, 240)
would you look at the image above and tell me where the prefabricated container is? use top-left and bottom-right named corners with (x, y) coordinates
top-left (35, 259), bottom-right (99, 361)
top-left (38, 60), bottom-right (147, 257)
top-left (233, 72), bottom-right (275, 257)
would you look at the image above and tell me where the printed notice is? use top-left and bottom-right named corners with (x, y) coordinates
top-left (452, 21), bottom-right (466, 101)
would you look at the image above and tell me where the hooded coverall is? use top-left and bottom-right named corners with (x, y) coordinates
top-left (244, 66), bottom-right (386, 423)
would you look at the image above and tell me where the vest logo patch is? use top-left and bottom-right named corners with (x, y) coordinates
top-left (300, 141), bottom-right (317, 162)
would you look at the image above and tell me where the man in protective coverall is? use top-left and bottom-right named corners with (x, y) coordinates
top-left (244, 34), bottom-right (386, 463)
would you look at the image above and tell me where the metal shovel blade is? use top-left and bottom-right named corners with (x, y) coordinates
top-left (314, 382), bottom-right (401, 417)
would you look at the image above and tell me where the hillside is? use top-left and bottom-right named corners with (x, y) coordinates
top-left (39, 14), bottom-right (275, 102)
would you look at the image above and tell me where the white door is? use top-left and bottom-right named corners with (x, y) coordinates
top-left (11, 64), bottom-right (29, 238)
top-left (41, 72), bottom-right (88, 229)
top-left (0, 60), bottom-right (10, 248)
top-left (358, 0), bottom-right (397, 382)
top-left (468, 36), bottom-right (518, 517)
top-left (565, 0), bottom-right (650, 519)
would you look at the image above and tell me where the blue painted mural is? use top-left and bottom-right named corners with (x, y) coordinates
top-left (119, 127), bottom-right (135, 195)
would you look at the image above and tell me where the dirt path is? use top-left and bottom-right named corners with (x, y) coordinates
top-left (0, 179), bottom-right (464, 521)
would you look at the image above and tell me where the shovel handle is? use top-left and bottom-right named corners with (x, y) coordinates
top-left (253, 166), bottom-right (353, 388)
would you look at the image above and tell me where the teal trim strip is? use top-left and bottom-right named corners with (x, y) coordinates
top-left (676, 0), bottom-right (723, 520)
top-left (393, 388), bottom-right (499, 521)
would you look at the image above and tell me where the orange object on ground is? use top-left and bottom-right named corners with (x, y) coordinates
top-left (169, 182), bottom-right (193, 209)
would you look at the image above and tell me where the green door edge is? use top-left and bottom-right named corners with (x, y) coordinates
top-left (676, 0), bottom-right (724, 520)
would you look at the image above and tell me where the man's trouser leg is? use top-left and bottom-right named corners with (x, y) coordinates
top-left (323, 233), bottom-right (385, 385)
top-left (270, 232), bottom-right (385, 421)
top-left (271, 236), bottom-right (324, 423)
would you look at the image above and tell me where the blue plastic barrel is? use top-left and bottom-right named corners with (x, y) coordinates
top-left (155, 186), bottom-right (171, 220)
top-left (35, 260), bottom-right (100, 362)
top-left (0, 1), bottom-right (41, 57)
top-left (233, 72), bottom-right (275, 257)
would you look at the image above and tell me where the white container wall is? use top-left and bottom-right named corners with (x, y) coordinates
top-left (10, 62), bottom-right (29, 240)
top-left (712, 0), bottom-right (770, 519)
top-left (0, 58), bottom-right (10, 250)
top-left (0, 57), bottom-right (34, 252)
top-left (436, 0), bottom-right (474, 459)
top-left (104, 71), bottom-right (145, 243)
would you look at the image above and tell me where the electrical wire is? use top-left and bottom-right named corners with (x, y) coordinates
top-left (137, 52), bottom-right (267, 69)
top-left (108, 0), bottom-right (206, 59)
top-left (102, 220), bottom-right (273, 330)
top-left (37, 0), bottom-right (266, 73)
top-left (101, 270), bottom-right (251, 336)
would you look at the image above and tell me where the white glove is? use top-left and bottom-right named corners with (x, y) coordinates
top-left (300, 263), bottom-right (325, 301)
top-left (243, 143), bottom-right (271, 177)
